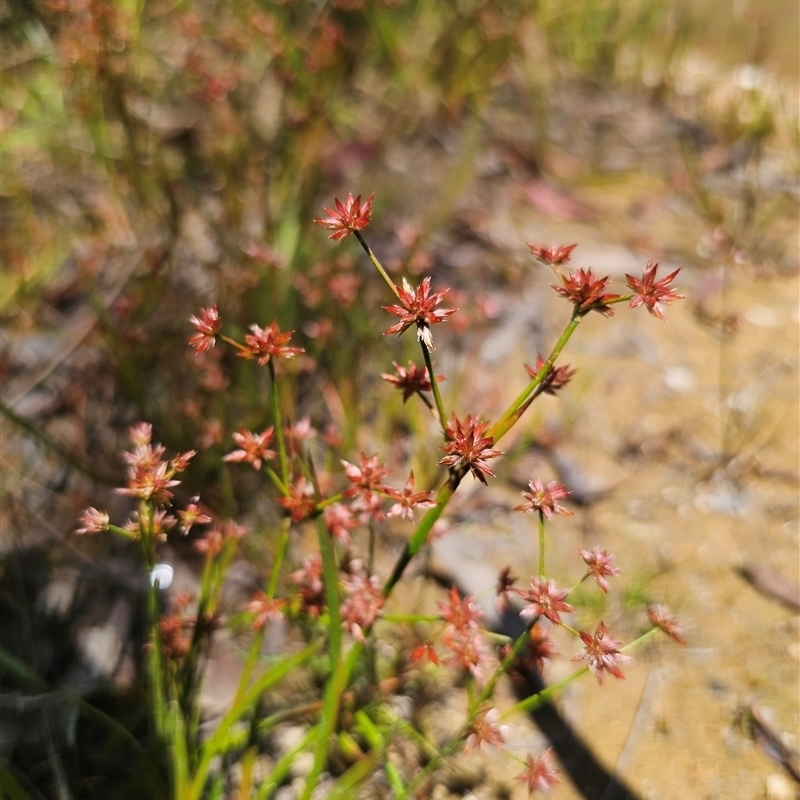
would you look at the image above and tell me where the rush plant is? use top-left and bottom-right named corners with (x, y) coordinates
top-left (78, 192), bottom-right (686, 799)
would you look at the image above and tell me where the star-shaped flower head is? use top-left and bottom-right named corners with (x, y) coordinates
top-left (438, 414), bottom-right (502, 485)
top-left (625, 260), bottom-right (685, 321)
top-left (381, 360), bottom-right (443, 403)
top-left (527, 243), bottom-right (576, 268)
top-left (241, 322), bottom-right (304, 366)
top-left (517, 577), bottom-right (574, 625)
top-left (222, 427), bottom-right (277, 471)
top-left (516, 748), bottom-right (561, 796)
top-left (524, 355), bottom-right (577, 395)
top-left (189, 306), bottom-right (221, 355)
top-left (552, 268), bottom-right (620, 317)
top-left (571, 620), bottom-right (631, 684)
top-left (341, 452), bottom-right (391, 500)
top-left (578, 546), bottom-right (620, 593)
top-left (647, 604), bottom-right (687, 645)
top-left (313, 193), bottom-right (375, 242)
top-left (383, 277), bottom-right (457, 351)
top-left (514, 479), bottom-right (573, 519)
top-left (386, 471), bottom-right (436, 520)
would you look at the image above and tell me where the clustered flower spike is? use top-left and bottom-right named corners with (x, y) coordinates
top-left (222, 427), bottom-right (277, 470)
top-left (465, 707), bottom-right (507, 751)
top-left (116, 423), bottom-right (195, 505)
top-left (188, 306), bottom-right (221, 355)
top-left (578, 546), bottom-right (620, 593)
top-left (438, 414), bottom-right (502, 485)
top-left (381, 360), bottom-right (443, 403)
top-left (517, 577), bottom-right (574, 624)
top-left (524, 355), bottom-right (577, 395)
top-left (245, 592), bottom-right (286, 631)
top-left (241, 322), bottom-right (304, 365)
top-left (527, 242), bottom-right (577, 268)
top-left (552, 268), bottom-right (621, 317)
top-left (341, 452), bottom-right (391, 500)
top-left (516, 748), bottom-right (561, 796)
top-left (76, 507), bottom-right (110, 535)
top-left (647, 604), bottom-right (687, 645)
top-left (313, 192), bottom-right (375, 242)
top-left (386, 471), bottom-right (436, 520)
top-left (340, 574), bottom-right (385, 641)
top-left (514, 479), bottom-right (573, 519)
top-left (277, 476), bottom-right (317, 523)
top-left (383, 276), bottom-right (457, 351)
top-left (439, 586), bottom-right (491, 684)
top-left (571, 620), bottom-right (631, 685)
top-left (625, 260), bottom-right (685, 321)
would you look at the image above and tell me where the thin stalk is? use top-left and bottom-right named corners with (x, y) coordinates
top-left (381, 476), bottom-right (456, 598)
top-left (354, 231), bottom-right (399, 299)
top-left (420, 339), bottom-right (446, 430)
top-left (317, 516), bottom-right (342, 669)
top-left (538, 511), bottom-right (546, 578)
top-left (268, 361), bottom-right (289, 485)
top-left (504, 626), bottom-right (661, 718)
top-left (489, 312), bottom-right (581, 441)
top-left (266, 519), bottom-right (292, 598)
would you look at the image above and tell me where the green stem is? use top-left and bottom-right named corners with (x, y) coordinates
top-left (381, 476), bottom-right (456, 599)
top-left (353, 231), bottom-right (399, 299)
top-left (267, 519), bottom-right (292, 598)
top-left (489, 312), bottom-right (581, 442)
top-left (420, 339), bottom-right (446, 430)
top-left (505, 626), bottom-right (661, 718)
top-left (317, 516), bottom-right (342, 669)
top-left (538, 511), bottom-right (545, 578)
top-left (268, 361), bottom-right (289, 485)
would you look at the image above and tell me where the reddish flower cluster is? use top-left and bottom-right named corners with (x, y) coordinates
top-left (514, 479), bottom-right (572, 519)
top-left (176, 498), bottom-right (212, 535)
top-left (244, 592), bottom-right (286, 631)
top-left (578, 546), bottom-right (620, 593)
top-left (290, 554), bottom-right (325, 619)
top-left (223, 427), bottom-right (277, 470)
top-left (125, 508), bottom-right (177, 542)
top-left (341, 452), bottom-right (391, 500)
top-left (625, 260), bottom-right (685, 321)
top-left (323, 502), bottom-right (358, 543)
top-left (647, 604), bottom-right (687, 645)
top-left (116, 423), bottom-right (195, 505)
top-left (516, 748), bottom-right (561, 796)
top-left (383, 276), bottom-right (457, 351)
top-left (571, 621), bottom-right (631, 685)
top-left (313, 193), bottom-right (374, 242)
top-left (340, 574), bottom-right (384, 641)
top-left (524, 623), bottom-right (559, 674)
top-left (552, 268), bottom-right (620, 317)
top-left (188, 306), bottom-right (221, 355)
top-left (524, 355), bottom-right (577, 395)
top-left (464, 706), bottom-right (507, 751)
top-left (241, 322), bottom-right (304, 366)
top-left (381, 360), bottom-right (442, 403)
top-left (277, 476), bottom-right (317, 523)
top-left (194, 521), bottom-right (247, 557)
top-left (75, 507), bottom-right (109, 535)
top-left (385, 471), bottom-right (435, 520)
top-left (438, 586), bottom-right (491, 684)
top-left (517, 578), bottom-right (574, 625)
top-left (527, 242), bottom-right (576, 268)
top-left (439, 414), bottom-right (502, 485)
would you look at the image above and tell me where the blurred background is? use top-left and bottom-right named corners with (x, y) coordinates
top-left (1, 0), bottom-right (798, 798)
